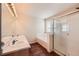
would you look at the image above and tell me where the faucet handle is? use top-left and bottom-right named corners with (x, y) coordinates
top-left (12, 35), bottom-right (14, 37)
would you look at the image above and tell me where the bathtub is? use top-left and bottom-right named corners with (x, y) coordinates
top-left (36, 33), bottom-right (53, 52)
top-left (1, 35), bottom-right (31, 55)
top-left (37, 33), bottom-right (48, 43)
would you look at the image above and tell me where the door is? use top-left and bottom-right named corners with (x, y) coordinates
top-left (54, 19), bottom-right (68, 55)
top-left (60, 18), bottom-right (69, 55)
top-left (67, 13), bottom-right (79, 56)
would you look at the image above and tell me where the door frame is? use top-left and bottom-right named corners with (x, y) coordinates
top-left (0, 3), bottom-right (2, 56)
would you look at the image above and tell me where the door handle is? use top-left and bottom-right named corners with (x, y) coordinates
top-left (67, 33), bottom-right (69, 35)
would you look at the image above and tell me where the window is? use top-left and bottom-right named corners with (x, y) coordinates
top-left (62, 23), bottom-right (69, 32)
top-left (45, 19), bottom-right (54, 33)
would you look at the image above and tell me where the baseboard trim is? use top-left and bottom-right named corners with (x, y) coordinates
top-left (54, 49), bottom-right (66, 56)
top-left (29, 39), bottom-right (37, 44)
top-left (36, 38), bottom-right (52, 53)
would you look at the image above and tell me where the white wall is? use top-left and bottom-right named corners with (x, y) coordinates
top-left (2, 4), bottom-right (38, 43)
top-left (36, 19), bottom-right (44, 35)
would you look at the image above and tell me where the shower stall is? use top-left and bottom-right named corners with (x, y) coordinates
top-left (45, 18), bottom-right (68, 55)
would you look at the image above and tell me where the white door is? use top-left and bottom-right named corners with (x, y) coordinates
top-left (54, 19), bottom-right (68, 55)
top-left (67, 13), bottom-right (79, 56)
top-left (60, 18), bottom-right (69, 55)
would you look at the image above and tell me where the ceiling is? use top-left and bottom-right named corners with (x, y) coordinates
top-left (14, 3), bottom-right (78, 19)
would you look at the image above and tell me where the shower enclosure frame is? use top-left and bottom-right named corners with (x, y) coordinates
top-left (0, 3), bottom-right (2, 56)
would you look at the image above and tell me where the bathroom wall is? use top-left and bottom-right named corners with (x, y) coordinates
top-left (2, 4), bottom-right (38, 43)
top-left (36, 19), bottom-right (44, 35)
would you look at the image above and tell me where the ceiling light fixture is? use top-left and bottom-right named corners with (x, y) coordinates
top-left (5, 3), bottom-right (17, 17)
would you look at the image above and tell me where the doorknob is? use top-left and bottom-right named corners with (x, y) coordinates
top-left (67, 33), bottom-right (69, 35)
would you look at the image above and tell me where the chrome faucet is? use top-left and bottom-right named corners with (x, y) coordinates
top-left (12, 40), bottom-right (18, 45)
top-left (12, 35), bottom-right (18, 45)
